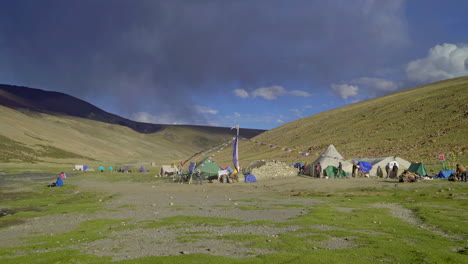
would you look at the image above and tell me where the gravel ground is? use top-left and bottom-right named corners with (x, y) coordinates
top-left (0, 175), bottom-right (450, 260)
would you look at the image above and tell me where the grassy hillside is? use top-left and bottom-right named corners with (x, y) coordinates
top-left (0, 105), bottom-right (253, 171)
top-left (207, 77), bottom-right (468, 172)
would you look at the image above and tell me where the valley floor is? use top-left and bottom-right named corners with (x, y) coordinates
top-left (0, 172), bottom-right (467, 263)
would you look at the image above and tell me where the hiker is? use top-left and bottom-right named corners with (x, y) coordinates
top-left (385, 163), bottom-right (390, 178)
top-left (391, 164), bottom-right (399, 179)
top-left (352, 162), bottom-right (357, 178)
top-left (195, 170), bottom-right (203, 185)
top-left (456, 164), bottom-right (467, 182)
top-left (337, 162), bottom-right (343, 178)
top-left (315, 162), bottom-right (322, 178)
top-left (48, 176), bottom-right (64, 187)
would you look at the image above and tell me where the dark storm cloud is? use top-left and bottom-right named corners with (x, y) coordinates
top-left (0, 0), bottom-right (408, 122)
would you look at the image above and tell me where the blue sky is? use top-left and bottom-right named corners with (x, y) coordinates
top-left (1, 0), bottom-right (467, 130)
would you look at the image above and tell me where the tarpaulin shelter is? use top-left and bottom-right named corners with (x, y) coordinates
top-left (245, 174), bottom-right (257, 183)
top-left (357, 161), bottom-right (372, 173)
top-left (436, 170), bottom-right (455, 179)
top-left (407, 163), bottom-right (428, 176)
top-left (294, 162), bottom-right (303, 168)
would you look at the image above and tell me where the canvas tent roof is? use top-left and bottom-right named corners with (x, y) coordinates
top-left (356, 156), bottom-right (411, 177)
top-left (195, 157), bottom-right (222, 177)
top-left (304, 145), bottom-right (353, 176)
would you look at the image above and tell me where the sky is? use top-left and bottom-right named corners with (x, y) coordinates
top-left (0, 0), bottom-right (467, 130)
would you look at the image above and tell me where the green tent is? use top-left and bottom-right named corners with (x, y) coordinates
top-left (407, 163), bottom-right (427, 176)
top-left (324, 165), bottom-right (349, 179)
top-left (195, 157), bottom-right (222, 177)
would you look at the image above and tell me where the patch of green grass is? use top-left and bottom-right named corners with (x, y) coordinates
top-left (36, 144), bottom-right (92, 160)
top-left (0, 135), bottom-right (39, 163)
top-left (271, 203), bottom-right (305, 208)
top-left (24, 218), bottom-right (131, 250)
top-left (0, 184), bottom-right (110, 229)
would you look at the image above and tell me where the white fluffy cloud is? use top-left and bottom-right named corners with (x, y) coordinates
top-left (131, 112), bottom-right (179, 124)
top-left (193, 105), bottom-right (218, 115)
top-left (233, 89), bottom-right (249, 98)
top-left (289, 90), bottom-right (312, 97)
top-left (331, 83), bottom-right (359, 99)
top-left (353, 77), bottom-right (400, 92)
top-left (233, 86), bottom-right (311, 99)
top-left (251, 85), bottom-right (286, 100)
top-left (406, 43), bottom-right (468, 83)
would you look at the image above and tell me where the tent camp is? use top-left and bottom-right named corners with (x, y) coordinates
top-left (74, 165), bottom-right (88, 171)
top-left (118, 166), bottom-right (132, 173)
top-left (159, 165), bottom-right (179, 177)
top-left (356, 156), bottom-right (411, 177)
top-left (194, 157), bottom-right (222, 177)
top-left (304, 145), bottom-right (353, 177)
top-left (407, 163), bottom-right (428, 176)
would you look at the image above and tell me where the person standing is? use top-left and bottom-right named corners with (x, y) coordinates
top-left (352, 162), bottom-right (357, 178)
top-left (456, 164), bottom-right (466, 182)
top-left (195, 170), bottom-right (203, 185)
top-left (315, 162), bottom-right (322, 178)
top-left (385, 163), bottom-right (390, 178)
top-left (337, 162), bottom-right (343, 178)
top-left (391, 164), bottom-right (399, 179)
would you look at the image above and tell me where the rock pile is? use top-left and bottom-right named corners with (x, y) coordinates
top-left (248, 160), bottom-right (298, 180)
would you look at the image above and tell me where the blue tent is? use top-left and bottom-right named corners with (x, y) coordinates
top-left (99, 166), bottom-right (105, 171)
top-left (357, 161), bottom-right (373, 173)
top-left (293, 162), bottom-right (303, 168)
top-left (108, 166), bottom-right (114, 171)
top-left (436, 170), bottom-right (455, 179)
top-left (83, 165), bottom-right (88, 171)
top-left (245, 174), bottom-right (257, 183)
top-left (139, 166), bottom-right (148, 172)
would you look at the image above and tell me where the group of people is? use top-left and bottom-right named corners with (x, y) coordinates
top-left (385, 162), bottom-right (399, 179)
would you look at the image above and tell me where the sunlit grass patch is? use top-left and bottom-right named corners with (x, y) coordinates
top-left (0, 184), bottom-right (110, 229)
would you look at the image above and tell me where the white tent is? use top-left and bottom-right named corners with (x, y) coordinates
top-left (356, 156), bottom-right (411, 177)
top-left (305, 145), bottom-right (353, 177)
top-left (159, 165), bottom-right (179, 177)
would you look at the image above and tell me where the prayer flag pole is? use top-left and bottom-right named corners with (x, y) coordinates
top-left (231, 125), bottom-right (240, 173)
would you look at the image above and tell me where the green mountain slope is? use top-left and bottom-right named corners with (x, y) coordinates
top-left (210, 77), bottom-right (468, 171)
